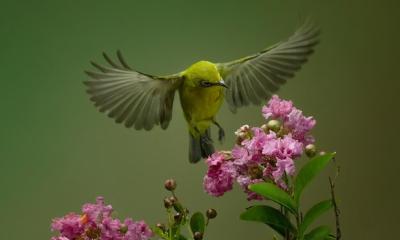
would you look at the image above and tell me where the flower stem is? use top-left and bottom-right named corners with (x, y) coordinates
top-left (329, 164), bottom-right (341, 240)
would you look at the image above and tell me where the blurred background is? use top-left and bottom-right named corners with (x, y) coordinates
top-left (0, 0), bottom-right (399, 239)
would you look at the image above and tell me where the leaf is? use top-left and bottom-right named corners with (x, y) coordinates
top-left (190, 212), bottom-right (205, 234)
top-left (304, 225), bottom-right (331, 240)
top-left (294, 152), bottom-right (335, 205)
top-left (240, 205), bottom-right (296, 237)
top-left (176, 235), bottom-right (188, 240)
top-left (249, 182), bottom-right (297, 215)
top-left (298, 200), bottom-right (333, 237)
top-left (152, 227), bottom-right (167, 239)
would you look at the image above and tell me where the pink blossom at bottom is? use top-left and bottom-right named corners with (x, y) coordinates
top-left (123, 219), bottom-right (153, 240)
top-left (51, 213), bottom-right (84, 240)
top-left (204, 152), bottom-right (236, 197)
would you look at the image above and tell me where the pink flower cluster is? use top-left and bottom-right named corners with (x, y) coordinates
top-left (51, 197), bottom-right (152, 240)
top-left (203, 95), bottom-right (316, 200)
top-left (262, 95), bottom-right (316, 145)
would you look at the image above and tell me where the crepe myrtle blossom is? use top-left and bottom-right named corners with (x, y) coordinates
top-left (203, 152), bottom-right (236, 197)
top-left (51, 197), bottom-right (152, 240)
top-left (204, 95), bottom-right (317, 200)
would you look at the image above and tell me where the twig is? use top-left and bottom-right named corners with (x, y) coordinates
top-left (329, 164), bottom-right (341, 240)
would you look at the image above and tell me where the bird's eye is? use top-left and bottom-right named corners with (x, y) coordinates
top-left (200, 81), bottom-right (212, 87)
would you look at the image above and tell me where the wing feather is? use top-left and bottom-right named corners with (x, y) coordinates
top-left (84, 51), bottom-right (182, 130)
top-left (217, 22), bottom-right (319, 111)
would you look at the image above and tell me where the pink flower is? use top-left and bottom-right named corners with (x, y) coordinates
top-left (204, 152), bottom-right (236, 197)
top-left (262, 135), bottom-right (303, 160)
top-left (262, 95), bottom-right (293, 120)
top-left (51, 213), bottom-right (85, 239)
top-left (51, 197), bottom-right (152, 240)
top-left (272, 157), bottom-right (296, 180)
top-left (82, 196), bottom-right (113, 223)
top-left (122, 219), bottom-right (153, 240)
top-left (286, 108), bottom-right (316, 144)
top-left (100, 217), bottom-right (122, 240)
top-left (231, 145), bottom-right (251, 166)
top-left (237, 176), bottom-right (264, 201)
top-left (242, 128), bottom-right (273, 152)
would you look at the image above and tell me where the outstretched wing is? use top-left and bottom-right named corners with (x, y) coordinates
top-left (217, 22), bottom-right (320, 112)
top-left (84, 51), bottom-right (182, 130)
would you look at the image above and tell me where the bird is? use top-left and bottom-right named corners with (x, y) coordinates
top-left (84, 22), bottom-right (319, 163)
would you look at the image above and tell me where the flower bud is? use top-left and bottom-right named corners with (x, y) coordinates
top-left (206, 208), bottom-right (217, 219)
top-left (156, 223), bottom-right (166, 232)
top-left (319, 151), bottom-right (326, 156)
top-left (234, 124), bottom-right (250, 136)
top-left (164, 197), bottom-right (173, 208)
top-left (193, 231), bottom-right (203, 240)
top-left (305, 144), bottom-right (317, 158)
top-left (164, 179), bottom-right (177, 191)
top-left (261, 124), bottom-right (268, 132)
top-left (267, 119), bottom-right (281, 132)
top-left (174, 212), bottom-right (182, 223)
top-left (168, 196), bottom-right (178, 205)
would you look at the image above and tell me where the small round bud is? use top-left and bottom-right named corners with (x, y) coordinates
top-left (267, 119), bottom-right (281, 132)
top-left (206, 208), bottom-right (217, 219)
top-left (156, 223), bottom-right (166, 232)
top-left (193, 231), bottom-right (203, 240)
top-left (305, 144), bottom-right (317, 158)
top-left (319, 151), bottom-right (326, 156)
top-left (168, 196), bottom-right (177, 205)
top-left (174, 212), bottom-right (182, 223)
top-left (163, 197), bottom-right (173, 208)
top-left (164, 179), bottom-right (177, 191)
top-left (261, 124), bottom-right (268, 132)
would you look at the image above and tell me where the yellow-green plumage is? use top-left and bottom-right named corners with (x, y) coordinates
top-left (180, 61), bottom-right (224, 137)
top-left (84, 22), bottom-right (319, 163)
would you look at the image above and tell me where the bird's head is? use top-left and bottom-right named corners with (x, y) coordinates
top-left (181, 61), bottom-right (227, 88)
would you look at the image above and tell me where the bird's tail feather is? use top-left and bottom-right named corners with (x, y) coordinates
top-left (189, 128), bottom-right (215, 163)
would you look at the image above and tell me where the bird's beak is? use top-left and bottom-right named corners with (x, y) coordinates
top-left (218, 79), bottom-right (228, 88)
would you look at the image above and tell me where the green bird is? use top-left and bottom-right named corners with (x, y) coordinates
top-left (84, 23), bottom-right (319, 163)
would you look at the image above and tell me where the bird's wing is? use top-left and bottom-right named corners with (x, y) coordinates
top-left (216, 22), bottom-right (320, 112)
top-left (84, 51), bottom-right (183, 130)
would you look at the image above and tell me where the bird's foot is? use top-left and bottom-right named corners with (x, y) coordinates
top-left (213, 120), bottom-right (225, 144)
top-left (201, 135), bottom-right (213, 145)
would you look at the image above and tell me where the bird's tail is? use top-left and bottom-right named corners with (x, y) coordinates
top-left (189, 128), bottom-right (215, 163)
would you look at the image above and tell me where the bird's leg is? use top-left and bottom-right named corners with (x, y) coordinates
top-left (212, 120), bottom-right (225, 144)
top-left (194, 127), bottom-right (213, 145)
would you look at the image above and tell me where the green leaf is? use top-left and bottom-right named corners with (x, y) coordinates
top-left (304, 225), bottom-right (331, 240)
top-left (190, 212), bottom-right (205, 234)
top-left (152, 227), bottom-right (167, 239)
top-left (249, 182), bottom-right (297, 214)
top-left (294, 152), bottom-right (335, 205)
top-left (240, 205), bottom-right (296, 237)
top-left (298, 200), bottom-right (333, 237)
top-left (176, 235), bottom-right (188, 240)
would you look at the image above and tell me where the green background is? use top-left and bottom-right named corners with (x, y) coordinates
top-left (1, 0), bottom-right (398, 239)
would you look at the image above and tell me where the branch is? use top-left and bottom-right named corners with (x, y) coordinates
top-left (329, 164), bottom-right (341, 240)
